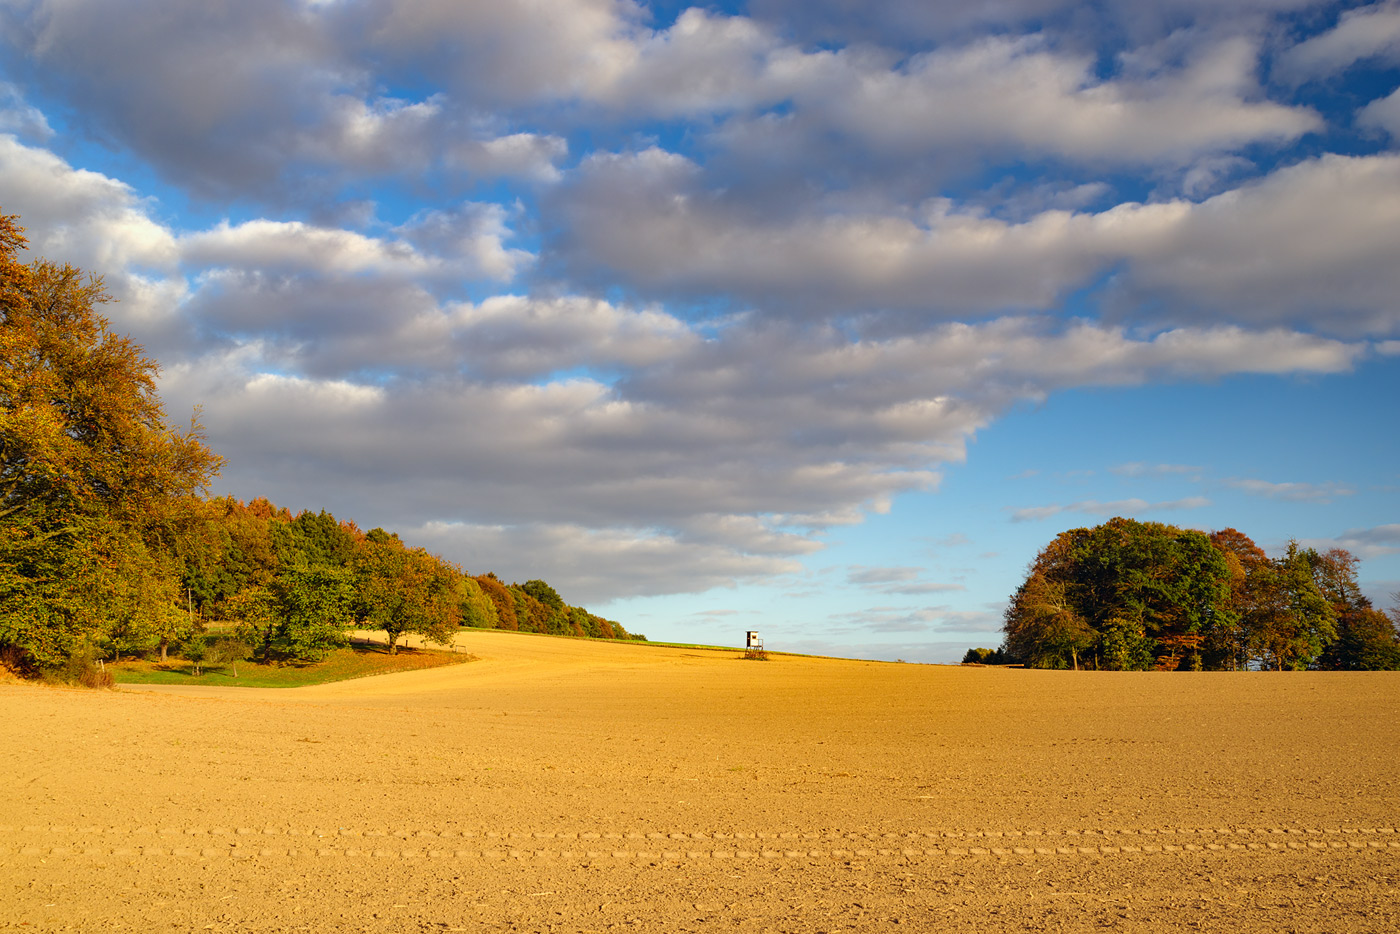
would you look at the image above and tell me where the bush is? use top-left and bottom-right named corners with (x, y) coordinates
top-left (50, 641), bottom-right (113, 688)
top-left (961, 647), bottom-right (1011, 665)
top-left (207, 636), bottom-right (252, 677)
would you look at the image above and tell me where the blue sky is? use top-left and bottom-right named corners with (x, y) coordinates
top-left (2, 0), bottom-right (1397, 661)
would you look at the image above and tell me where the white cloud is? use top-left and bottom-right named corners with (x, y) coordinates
top-left (408, 520), bottom-right (805, 604)
top-left (845, 566), bottom-right (965, 595)
top-left (552, 147), bottom-right (1185, 315)
top-left (1106, 155), bottom-right (1400, 335)
top-left (395, 204), bottom-right (534, 281)
top-left (443, 295), bottom-right (696, 379)
top-left (777, 35), bottom-right (1317, 164)
top-left (448, 133), bottom-right (569, 182)
top-left (0, 2), bottom-right (584, 199)
top-left (183, 220), bottom-right (432, 277)
top-left (1274, 2), bottom-right (1400, 83)
top-left (1008, 496), bottom-right (1211, 522)
top-left (0, 82), bottom-right (51, 139)
top-left (826, 605), bottom-right (1000, 635)
top-left (748, 0), bottom-right (1328, 48)
top-left (1359, 87), bottom-right (1400, 139)
top-left (0, 135), bottom-right (176, 272)
top-left (599, 8), bottom-right (783, 116)
top-left (356, 0), bottom-right (646, 105)
top-left (1111, 462), bottom-right (1203, 477)
top-left (847, 566), bottom-right (922, 585)
top-left (0, 134), bottom-right (187, 353)
top-left (1225, 478), bottom-right (1357, 502)
top-left (555, 150), bottom-right (1400, 335)
top-left (182, 208), bottom-right (530, 284)
top-left (1298, 524), bottom-right (1400, 561)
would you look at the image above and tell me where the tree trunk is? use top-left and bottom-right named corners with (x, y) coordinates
top-left (159, 637), bottom-right (168, 663)
top-left (388, 632), bottom-right (398, 655)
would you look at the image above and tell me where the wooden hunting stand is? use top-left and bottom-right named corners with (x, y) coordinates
top-left (744, 630), bottom-right (767, 660)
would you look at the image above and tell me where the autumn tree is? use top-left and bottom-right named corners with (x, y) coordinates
top-left (1002, 518), bottom-right (1233, 670)
top-left (1003, 562), bottom-right (1094, 669)
top-left (1, 213), bottom-right (221, 669)
top-left (1312, 549), bottom-right (1399, 671)
top-left (353, 538), bottom-right (460, 654)
top-left (1206, 529), bottom-right (1271, 670)
top-left (474, 573), bottom-right (518, 630)
top-left (1244, 543), bottom-right (1337, 671)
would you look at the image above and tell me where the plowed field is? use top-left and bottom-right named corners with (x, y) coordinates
top-left (2, 629), bottom-right (1398, 931)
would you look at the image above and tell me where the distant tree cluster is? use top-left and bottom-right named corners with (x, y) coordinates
top-left (0, 210), bottom-right (635, 678)
top-left (996, 517), bottom-right (1400, 671)
top-left (170, 498), bottom-right (636, 663)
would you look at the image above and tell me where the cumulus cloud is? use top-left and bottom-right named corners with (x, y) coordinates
top-left (0, 1), bottom-right (592, 200)
top-left (350, 0), bottom-right (646, 106)
top-left (1359, 87), bottom-right (1400, 139)
top-left (1274, 1), bottom-right (1400, 83)
top-left (550, 146), bottom-right (1181, 316)
top-left (448, 133), bottom-right (569, 182)
top-left (749, 0), bottom-right (1327, 47)
top-left (1104, 154), bottom-right (1400, 335)
top-left (442, 295), bottom-right (696, 380)
top-left (772, 35), bottom-right (1316, 164)
top-left (0, 0), bottom-right (1328, 211)
top-left (3, 0), bottom-right (349, 198)
top-left (141, 302), bottom-right (1361, 602)
top-left (407, 520), bottom-right (805, 605)
top-left (0, 134), bottom-right (189, 354)
top-left (555, 149), bottom-right (1400, 335)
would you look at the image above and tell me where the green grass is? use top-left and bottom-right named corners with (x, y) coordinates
top-left (110, 640), bottom-right (474, 688)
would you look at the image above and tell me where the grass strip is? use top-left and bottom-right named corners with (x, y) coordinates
top-left (110, 641), bottom-right (473, 688)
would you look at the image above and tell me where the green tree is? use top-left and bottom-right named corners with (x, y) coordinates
top-left (353, 539), bottom-right (460, 654)
top-left (235, 567), bottom-right (353, 663)
top-left (1311, 549), bottom-right (1398, 671)
top-left (521, 579), bottom-right (565, 612)
top-left (274, 509), bottom-right (358, 569)
top-left (1002, 518), bottom-right (1233, 671)
top-left (457, 575), bottom-right (498, 629)
top-left (274, 566), bottom-right (355, 662)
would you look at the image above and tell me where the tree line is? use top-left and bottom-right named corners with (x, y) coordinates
top-left (0, 210), bottom-right (635, 677)
top-left (979, 517), bottom-right (1400, 671)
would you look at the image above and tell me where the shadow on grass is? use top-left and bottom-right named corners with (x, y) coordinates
top-left (112, 639), bottom-right (473, 688)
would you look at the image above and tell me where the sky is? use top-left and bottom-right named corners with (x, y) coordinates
top-left (1, 0), bottom-right (1398, 662)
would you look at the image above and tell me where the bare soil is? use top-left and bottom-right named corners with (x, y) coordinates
top-left (2, 629), bottom-right (1397, 932)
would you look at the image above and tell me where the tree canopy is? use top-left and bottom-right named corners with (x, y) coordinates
top-left (1001, 518), bottom-right (1396, 671)
top-left (1, 213), bottom-right (221, 669)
